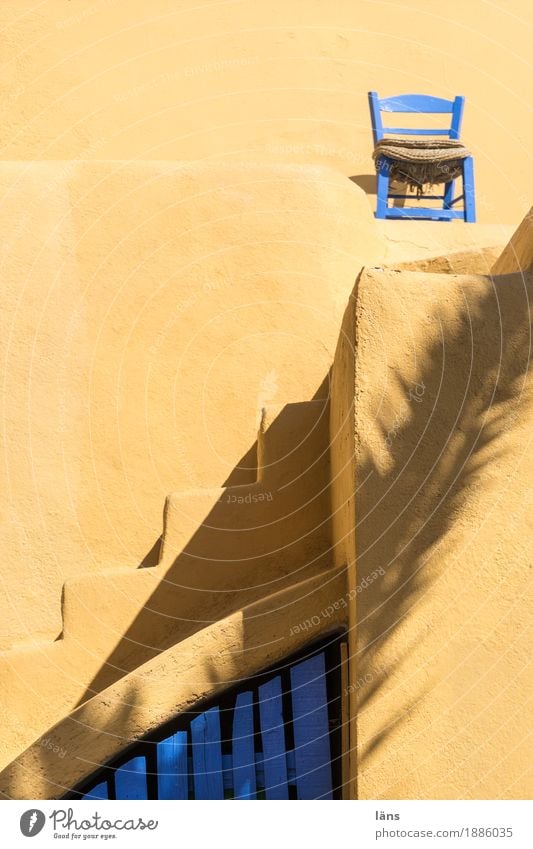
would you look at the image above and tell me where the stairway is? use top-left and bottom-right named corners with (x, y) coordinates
top-left (0, 397), bottom-right (337, 771)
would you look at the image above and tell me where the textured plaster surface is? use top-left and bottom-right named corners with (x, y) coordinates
top-left (0, 160), bottom-right (375, 773)
top-left (492, 208), bottom-right (533, 275)
top-left (0, 160), bottom-right (380, 649)
top-left (378, 222), bottom-right (513, 269)
top-left (1, 1), bottom-right (531, 224)
top-left (0, 391), bottom-right (337, 769)
top-left (0, 0), bottom-right (531, 799)
top-left (0, 569), bottom-right (347, 800)
top-left (348, 268), bottom-right (533, 799)
top-left (330, 288), bottom-right (358, 797)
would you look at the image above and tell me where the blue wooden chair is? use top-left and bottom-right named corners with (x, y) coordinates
top-left (368, 91), bottom-right (476, 222)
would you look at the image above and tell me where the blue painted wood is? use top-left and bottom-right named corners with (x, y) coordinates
top-left (370, 93), bottom-right (463, 140)
top-left (450, 96), bottom-right (465, 140)
top-left (82, 749), bottom-right (300, 798)
top-left (368, 91), bottom-right (475, 222)
top-left (445, 192), bottom-right (465, 208)
top-left (157, 730), bottom-right (188, 800)
top-left (222, 751), bottom-right (296, 789)
top-left (290, 653), bottom-right (333, 799)
top-left (389, 193), bottom-right (448, 200)
top-left (258, 676), bottom-right (289, 799)
top-left (73, 646), bottom-right (340, 800)
top-left (191, 707), bottom-right (225, 799)
top-left (463, 156), bottom-right (476, 222)
top-left (379, 93), bottom-right (454, 113)
top-left (381, 127), bottom-right (451, 136)
top-left (368, 91), bottom-right (384, 145)
top-left (443, 179), bottom-right (455, 210)
top-left (114, 756), bottom-right (148, 799)
top-left (375, 155), bottom-right (389, 219)
top-left (376, 206), bottom-right (465, 220)
top-left (82, 780), bottom-right (108, 800)
top-left (232, 691), bottom-right (257, 799)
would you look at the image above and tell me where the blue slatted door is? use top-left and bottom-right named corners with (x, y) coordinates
top-left (232, 691), bottom-right (257, 799)
top-left (82, 780), bottom-right (108, 800)
top-left (115, 755), bottom-right (148, 799)
top-left (290, 653), bottom-right (333, 799)
top-left (191, 706), bottom-right (225, 799)
top-left (157, 730), bottom-right (188, 800)
top-left (78, 647), bottom-right (337, 800)
top-left (258, 676), bottom-right (289, 799)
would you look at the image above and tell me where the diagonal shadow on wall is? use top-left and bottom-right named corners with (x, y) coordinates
top-left (74, 376), bottom-right (334, 704)
top-left (19, 268), bottom-right (531, 799)
top-left (350, 270), bottom-right (532, 775)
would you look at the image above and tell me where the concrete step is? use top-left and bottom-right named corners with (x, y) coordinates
top-left (257, 399), bottom-right (329, 486)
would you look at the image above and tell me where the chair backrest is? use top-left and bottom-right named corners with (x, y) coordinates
top-left (368, 91), bottom-right (465, 145)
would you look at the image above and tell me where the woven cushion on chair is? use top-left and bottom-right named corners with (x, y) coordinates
top-left (373, 138), bottom-right (471, 195)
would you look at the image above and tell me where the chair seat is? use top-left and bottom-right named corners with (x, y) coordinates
top-left (374, 137), bottom-right (470, 161)
top-left (373, 138), bottom-right (471, 192)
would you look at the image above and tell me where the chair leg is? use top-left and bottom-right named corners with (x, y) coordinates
top-left (443, 179), bottom-right (454, 209)
top-left (375, 157), bottom-right (390, 219)
top-left (463, 156), bottom-right (476, 223)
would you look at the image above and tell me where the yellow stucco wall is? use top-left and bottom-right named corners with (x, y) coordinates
top-left (1, 0), bottom-right (531, 799)
top-left (0, 571), bottom-right (348, 799)
top-left (338, 266), bottom-right (532, 799)
top-left (492, 207), bottom-right (533, 275)
top-left (1, 1), bottom-right (531, 225)
top-left (0, 160), bottom-right (381, 648)
top-left (329, 289), bottom-right (358, 798)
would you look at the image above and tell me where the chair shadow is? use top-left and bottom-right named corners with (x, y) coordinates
top-left (349, 174), bottom-right (377, 195)
top-left (349, 174), bottom-right (409, 209)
